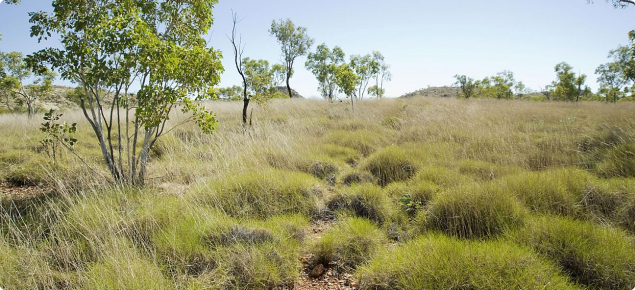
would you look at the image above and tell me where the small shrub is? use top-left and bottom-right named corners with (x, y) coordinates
top-left (424, 184), bottom-right (527, 239)
top-left (512, 215), bottom-right (635, 290)
top-left (363, 146), bottom-right (417, 186)
top-left (311, 217), bottom-right (386, 270)
top-left (327, 184), bottom-right (398, 224)
top-left (384, 181), bottom-right (438, 216)
top-left (191, 169), bottom-right (319, 218)
top-left (357, 234), bottom-right (582, 290)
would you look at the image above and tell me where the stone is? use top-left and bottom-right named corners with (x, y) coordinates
top-left (309, 263), bottom-right (326, 278)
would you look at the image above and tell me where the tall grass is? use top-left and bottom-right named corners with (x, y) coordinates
top-left (2, 97), bottom-right (635, 288)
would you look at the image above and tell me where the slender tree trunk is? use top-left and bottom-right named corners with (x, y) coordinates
top-left (242, 97), bottom-right (250, 124)
top-left (286, 74), bottom-right (292, 98)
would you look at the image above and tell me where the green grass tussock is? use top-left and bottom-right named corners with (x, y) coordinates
top-left (424, 184), bottom-right (527, 239)
top-left (411, 166), bottom-right (471, 189)
top-left (363, 146), bottom-right (417, 186)
top-left (595, 142), bottom-right (635, 178)
top-left (311, 217), bottom-right (387, 270)
top-left (497, 168), bottom-right (593, 216)
top-left (357, 234), bottom-right (582, 290)
top-left (190, 168), bottom-right (320, 218)
top-left (512, 215), bottom-right (635, 290)
top-left (327, 184), bottom-right (399, 224)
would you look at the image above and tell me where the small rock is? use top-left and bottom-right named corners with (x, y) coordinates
top-left (309, 263), bottom-right (326, 278)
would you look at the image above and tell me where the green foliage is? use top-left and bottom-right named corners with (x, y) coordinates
top-left (551, 62), bottom-right (586, 102)
top-left (191, 169), bottom-right (319, 218)
top-left (40, 109), bottom-right (77, 163)
top-left (512, 215), bottom-right (635, 289)
top-left (269, 18), bottom-right (314, 98)
top-left (334, 63), bottom-right (359, 103)
top-left (363, 146), bottom-right (417, 186)
top-left (0, 51), bottom-right (55, 118)
top-left (217, 85), bottom-right (242, 101)
top-left (327, 184), bottom-right (398, 224)
top-left (423, 184), bottom-right (527, 239)
top-left (384, 180), bottom-right (438, 216)
top-left (453, 74), bottom-right (476, 99)
top-left (411, 166), bottom-right (470, 189)
top-left (311, 217), bottom-right (386, 269)
top-left (28, 0), bottom-right (223, 184)
top-left (357, 234), bottom-right (582, 290)
top-left (305, 43), bottom-right (345, 101)
top-left (475, 70), bottom-right (516, 99)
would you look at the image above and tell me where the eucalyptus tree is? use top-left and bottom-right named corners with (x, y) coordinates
top-left (305, 43), bottom-right (345, 101)
top-left (453, 75), bottom-right (476, 99)
top-left (551, 62), bottom-right (580, 102)
top-left (25, 0), bottom-right (223, 185)
top-left (596, 46), bottom-right (633, 102)
top-left (350, 54), bottom-right (374, 100)
top-left (368, 51), bottom-right (391, 99)
top-left (269, 19), bottom-right (314, 98)
top-left (334, 64), bottom-right (359, 110)
top-left (1, 51), bottom-right (55, 118)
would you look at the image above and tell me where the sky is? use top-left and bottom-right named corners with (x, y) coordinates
top-left (0, 0), bottom-right (634, 98)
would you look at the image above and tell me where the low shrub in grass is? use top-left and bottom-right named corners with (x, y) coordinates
top-left (324, 130), bottom-right (388, 156)
top-left (384, 180), bottom-right (438, 216)
top-left (311, 217), bottom-right (386, 270)
top-left (327, 184), bottom-right (398, 224)
top-left (356, 234), bottom-right (582, 290)
top-left (191, 169), bottom-right (320, 218)
top-left (497, 168), bottom-right (593, 216)
top-left (363, 146), bottom-right (417, 186)
top-left (512, 215), bottom-right (635, 290)
top-left (595, 142), bottom-right (635, 177)
top-left (424, 184), bottom-right (527, 239)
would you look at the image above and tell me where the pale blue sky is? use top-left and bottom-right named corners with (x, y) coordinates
top-left (1, 0), bottom-right (634, 98)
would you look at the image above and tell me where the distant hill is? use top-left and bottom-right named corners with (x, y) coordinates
top-left (275, 86), bottom-right (304, 98)
top-left (399, 86), bottom-right (460, 99)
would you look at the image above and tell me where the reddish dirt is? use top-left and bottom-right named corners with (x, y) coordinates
top-left (281, 221), bottom-right (359, 290)
top-left (0, 181), bottom-right (46, 199)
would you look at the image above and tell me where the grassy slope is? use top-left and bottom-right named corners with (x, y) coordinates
top-left (1, 97), bottom-right (635, 289)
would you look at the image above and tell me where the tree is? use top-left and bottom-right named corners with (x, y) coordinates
top-left (26, 0), bottom-right (223, 185)
top-left (350, 54), bottom-right (374, 100)
top-left (229, 12), bottom-right (251, 125)
top-left (368, 51), bottom-right (391, 99)
top-left (475, 71), bottom-right (516, 99)
top-left (551, 62), bottom-right (579, 101)
top-left (305, 43), bottom-right (345, 101)
top-left (1, 51), bottom-right (55, 118)
top-left (453, 75), bottom-right (476, 99)
top-left (334, 63), bottom-right (359, 109)
top-left (269, 19), bottom-right (314, 99)
top-left (242, 57), bottom-right (282, 104)
top-left (596, 46), bottom-right (633, 102)
top-left (217, 86), bottom-right (242, 101)
top-left (588, 0), bottom-right (635, 8)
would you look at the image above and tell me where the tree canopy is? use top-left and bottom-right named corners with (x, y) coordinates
top-left (269, 19), bottom-right (314, 99)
